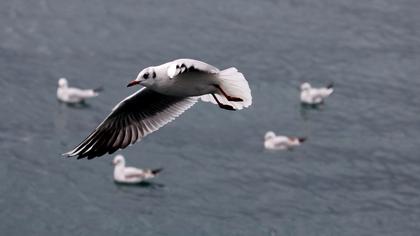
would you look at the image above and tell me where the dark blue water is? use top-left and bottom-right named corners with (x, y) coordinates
top-left (1, 0), bottom-right (420, 235)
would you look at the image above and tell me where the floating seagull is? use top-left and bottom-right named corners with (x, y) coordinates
top-left (57, 78), bottom-right (102, 104)
top-left (113, 154), bottom-right (162, 184)
top-left (64, 59), bottom-right (252, 159)
top-left (264, 131), bottom-right (306, 150)
top-left (300, 82), bottom-right (333, 105)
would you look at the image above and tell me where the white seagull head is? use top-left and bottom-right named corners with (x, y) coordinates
top-left (58, 78), bottom-right (68, 88)
top-left (127, 67), bottom-right (157, 88)
top-left (265, 131), bottom-right (276, 141)
top-left (300, 82), bottom-right (311, 91)
top-left (112, 154), bottom-right (125, 166)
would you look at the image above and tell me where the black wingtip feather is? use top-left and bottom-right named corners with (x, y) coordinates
top-left (326, 82), bottom-right (334, 89)
top-left (151, 168), bottom-right (163, 175)
top-left (298, 137), bottom-right (307, 143)
top-left (93, 86), bottom-right (104, 93)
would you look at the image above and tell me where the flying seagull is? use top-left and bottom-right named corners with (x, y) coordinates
top-left (57, 78), bottom-right (102, 104)
top-left (64, 59), bottom-right (252, 159)
top-left (112, 154), bottom-right (162, 184)
top-left (300, 82), bottom-right (334, 105)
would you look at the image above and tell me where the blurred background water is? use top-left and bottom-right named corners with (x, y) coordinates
top-left (1, 0), bottom-right (420, 235)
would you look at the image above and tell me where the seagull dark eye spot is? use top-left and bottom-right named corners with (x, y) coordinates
top-left (143, 73), bottom-right (149, 79)
top-left (152, 71), bottom-right (156, 78)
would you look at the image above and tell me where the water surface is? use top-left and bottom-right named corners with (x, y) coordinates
top-left (1, 0), bottom-right (420, 235)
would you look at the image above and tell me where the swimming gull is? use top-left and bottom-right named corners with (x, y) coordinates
top-left (300, 82), bottom-right (333, 105)
top-left (113, 154), bottom-right (162, 184)
top-left (57, 78), bottom-right (102, 104)
top-left (264, 131), bottom-right (306, 150)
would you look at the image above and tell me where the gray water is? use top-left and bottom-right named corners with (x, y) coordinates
top-left (1, 0), bottom-right (420, 235)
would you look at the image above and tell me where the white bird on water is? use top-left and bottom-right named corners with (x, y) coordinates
top-left (113, 155), bottom-right (162, 184)
top-left (300, 82), bottom-right (333, 105)
top-left (57, 78), bottom-right (102, 104)
top-left (64, 59), bottom-right (252, 159)
top-left (264, 131), bottom-right (306, 150)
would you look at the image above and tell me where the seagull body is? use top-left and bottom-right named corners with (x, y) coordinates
top-left (64, 59), bottom-right (252, 159)
top-left (113, 155), bottom-right (162, 183)
top-left (300, 82), bottom-right (333, 105)
top-left (264, 131), bottom-right (306, 150)
top-left (144, 59), bottom-right (219, 97)
top-left (57, 78), bottom-right (101, 104)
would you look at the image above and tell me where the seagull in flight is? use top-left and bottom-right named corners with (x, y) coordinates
top-left (64, 59), bottom-right (252, 159)
top-left (57, 78), bottom-right (102, 104)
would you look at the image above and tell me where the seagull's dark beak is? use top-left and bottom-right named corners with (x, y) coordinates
top-left (127, 80), bottom-right (140, 87)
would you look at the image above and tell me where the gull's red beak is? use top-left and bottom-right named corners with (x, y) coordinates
top-left (127, 80), bottom-right (140, 87)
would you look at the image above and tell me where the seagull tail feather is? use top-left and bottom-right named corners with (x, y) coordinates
top-left (201, 67), bottom-right (252, 110)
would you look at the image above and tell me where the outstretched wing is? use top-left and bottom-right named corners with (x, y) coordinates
top-left (64, 88), bottom-right (198, 159)
top-left (167, 58), bottom-right (220, 79)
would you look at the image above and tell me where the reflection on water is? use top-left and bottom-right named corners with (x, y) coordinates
top-left (114, 181), bottom-right (165, 189)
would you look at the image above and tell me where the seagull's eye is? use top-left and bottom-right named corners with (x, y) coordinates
top-left (143, 73), bottom-right (149, 79)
